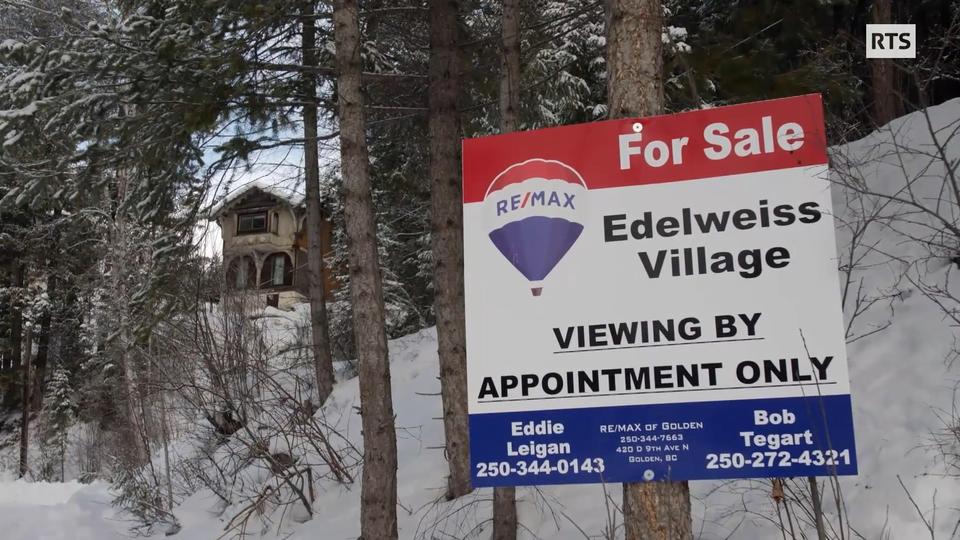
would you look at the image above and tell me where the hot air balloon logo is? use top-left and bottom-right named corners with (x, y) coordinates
top-left (483, 159), bottom-right (588, 296)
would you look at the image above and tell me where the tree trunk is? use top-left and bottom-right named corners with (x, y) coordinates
top-left (809, 476), bottom-right (827, 540)
top-left (428, 0), bottom-right (472, 502)
top-left (499, 0), bottom-right (521, 133)
top-left (31, 317), bottom-right (49, 412)
top-left (493, 487), bottom-right (518, 540)
top-left (5, 263), bottom-right (23, 408)
top-left (111, 183), bottom-right (150, 467)
top-left (119, 311), bottom-right (148, 466)
top-left (332, 1), bottom-right (398, 538)
top-left (31, 275), bottom-right (54, 411)
top-left (606, 0), bottom-right (664, 120)
top-left (606, 1), bottom-right (693, 538)
top-left (493, 0), bottom-right (522, 536)
top-left (870, 0), bottom-right (899, 126)
top-left (147, 333), bottom-right (175, 512)
top-left (301, 0), bottom-right (336, 404)
top-left (19, 323), bottom-right (32, 478)
top-left (623, 478), bottom-right (692, 540)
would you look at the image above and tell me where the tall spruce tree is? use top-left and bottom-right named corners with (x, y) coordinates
top-left (429, 0), bottom-right (472, 502)
top-left (492, 2), bottom-right (521, 537)
top-left (333, 0), bottom-right (399, 537)
top-left (300, 0), bottom-right (337, 403)
top-left (607, 3), bottom-right (693, 538)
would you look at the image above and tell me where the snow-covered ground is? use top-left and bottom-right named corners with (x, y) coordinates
top-left (0, 478), bottom-right (126, 538)
top-left (3, 100), bottom-right (960, 538)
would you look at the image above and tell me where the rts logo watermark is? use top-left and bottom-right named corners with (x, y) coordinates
top-left (866, 24), bottom-right (916, 58)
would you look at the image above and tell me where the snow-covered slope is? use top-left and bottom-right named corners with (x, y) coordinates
top-left (3, 100), bottom-right (960, 539)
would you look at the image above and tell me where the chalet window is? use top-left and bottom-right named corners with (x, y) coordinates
top-left (271, 212), bottom-right (280, 234)
top-left (226, 256), bottom-right (257, 290)
top-left (261, 252), bottom-right (293, 287)
top-left (237, 212), bottom-right (268, 234)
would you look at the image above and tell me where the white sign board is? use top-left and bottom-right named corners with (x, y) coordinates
top-left (462, 95), bottom-right (857, 486)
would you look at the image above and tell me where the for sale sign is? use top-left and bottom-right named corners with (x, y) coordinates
top-left (462, 94), bottom-right (858, 487)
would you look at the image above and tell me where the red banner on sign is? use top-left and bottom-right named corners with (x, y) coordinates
top-left (462, 94), bottom-right (827, 204)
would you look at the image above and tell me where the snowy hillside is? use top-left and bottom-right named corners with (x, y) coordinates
top-left (3, 100), bottom-right (960, 539)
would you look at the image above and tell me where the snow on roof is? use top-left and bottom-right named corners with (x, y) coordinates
top-left (206, 180), bottom-right (305, 220)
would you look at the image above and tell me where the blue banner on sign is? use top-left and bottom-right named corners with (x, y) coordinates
top-left (469, 395), bottom-right (857, 486)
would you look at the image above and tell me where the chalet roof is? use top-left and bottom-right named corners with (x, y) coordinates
top-left (207, 181), bottom-right (305, 220)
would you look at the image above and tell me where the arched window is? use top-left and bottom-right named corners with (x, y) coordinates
top-left (261, 252), bottom-right (293, 288)
top-left (226, 256), bottom-right (257, 290)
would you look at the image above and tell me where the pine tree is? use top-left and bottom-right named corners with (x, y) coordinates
top-left (301, 0), bottom-right (337, 404)
top-left (606, 1), bottom-right (693, 538)
top-left (18, 312), bottom-right (32, 478)
top-left (429, 0), bottom-right (472, 502)
top-left (525, 0), bottom-right (607, 126)
top-left (492, 1), bottom-right (520, 536)
top-left (40, 366), bottom-right (75, 481)
top-left (333, 0), bottom-right (399, 537)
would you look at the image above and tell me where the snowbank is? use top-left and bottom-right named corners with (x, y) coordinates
top-left (0, 478), bottom-right (87, 506)
top-left (0, 481), bottom-right (124, 539)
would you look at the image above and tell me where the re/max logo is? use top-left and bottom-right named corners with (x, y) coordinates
top-left (866, 24), bottom-right (916, 59)
top-left (496, 190), bottom-right (576, 216)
